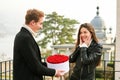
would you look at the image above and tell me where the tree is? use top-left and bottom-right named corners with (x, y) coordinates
top-left (37, 12), bottom-right (79, 48)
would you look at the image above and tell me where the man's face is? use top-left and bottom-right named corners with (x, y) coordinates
top-left (32, 17), bottom-right (44, 32)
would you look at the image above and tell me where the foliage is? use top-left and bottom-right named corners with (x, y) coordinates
top-left (107, 62), bottom-right (114, 68)
top-left (41, 49), bottom-right (52, 58)
top-left (37, 12), bottom-right (79, 48)
top-left (95, 67), bottom-right (114, 80)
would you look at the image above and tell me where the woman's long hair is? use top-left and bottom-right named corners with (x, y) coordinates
top-left (75, 23), bottom-right (102, 66)
top-left (75, 23), bottom-right (98, 48)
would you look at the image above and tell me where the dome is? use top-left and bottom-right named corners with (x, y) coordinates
top-left (91, 16), bottom-right (105, 32)
top-left (90, 6), bottom-right (106, 41)
top-left (91, 6), bottom-right (106, 32)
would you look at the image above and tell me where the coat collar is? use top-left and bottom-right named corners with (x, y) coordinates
top-left (88, 40), bottom-right (97, 50)
top-left (23, 24), bottom-right (37, 38)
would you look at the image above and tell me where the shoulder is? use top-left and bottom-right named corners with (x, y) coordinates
top-left (15, 28), bottom-right (32, 43)
top-left (97, 42), bottom-right (103, 49)
top-left (91, 40), bottom-right (103, 49)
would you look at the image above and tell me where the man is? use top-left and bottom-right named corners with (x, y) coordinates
top-left (13, 9), bottom-right (63, 80)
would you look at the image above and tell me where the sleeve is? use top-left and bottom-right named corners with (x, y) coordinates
top-left (80, 43), bottom-right (103, 65)
top-left (42, 62), bottom-right (47, 67)
top-left (20, 36), bottom-right (55, 76)
top-left (69, 46), bottom-right (80, 63)
top-left (79, 43), bottom-right (88, 48)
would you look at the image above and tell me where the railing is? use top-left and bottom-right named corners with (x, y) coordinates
top-left (0, 59), bottom-right (120, 80)
top-left (0, 60), bottom-right (13, 80)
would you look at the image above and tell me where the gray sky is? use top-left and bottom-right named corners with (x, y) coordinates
top-left (0, 0), bottom-right (116, 59)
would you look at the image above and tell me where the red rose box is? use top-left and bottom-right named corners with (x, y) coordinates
top-left (46, 54), bottom-right (69, 74)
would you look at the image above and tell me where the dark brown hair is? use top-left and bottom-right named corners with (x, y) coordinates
top-left (25, 9), bottom-right (44, 24)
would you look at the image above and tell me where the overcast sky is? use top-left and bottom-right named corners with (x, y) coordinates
top-left (0, 0), bottom-right (116, 59)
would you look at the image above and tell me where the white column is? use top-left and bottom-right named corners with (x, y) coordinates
top-left (115, 0), bottom-right (120, 79)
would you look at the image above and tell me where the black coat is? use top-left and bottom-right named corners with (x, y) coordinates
top-left (13, 27), bottom-right (55, 80)
top-left (69, 40), bottom-right (103, 80)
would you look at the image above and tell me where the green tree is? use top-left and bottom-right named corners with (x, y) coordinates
top-left (37, 12), bottom-right (79, 48)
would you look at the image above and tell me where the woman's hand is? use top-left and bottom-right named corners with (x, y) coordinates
top-left (80, 35), bottom-right (91, 46)
top-left (84, 36), bottom-right (91, 46)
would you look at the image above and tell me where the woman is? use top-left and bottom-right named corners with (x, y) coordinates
top-left (69, 23), bottom-right (103, 80)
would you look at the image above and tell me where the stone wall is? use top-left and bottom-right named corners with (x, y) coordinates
top-left (115, 0), bottom-right (120, 79)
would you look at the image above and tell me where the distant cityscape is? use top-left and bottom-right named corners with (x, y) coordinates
top-left (0, 35), bottom-right (15, 61)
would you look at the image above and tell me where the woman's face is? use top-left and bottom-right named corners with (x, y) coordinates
top-left (80, 27), bottom-right (92, 42)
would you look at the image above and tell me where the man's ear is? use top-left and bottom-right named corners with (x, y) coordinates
top-left (30, 20), bottom-right (35, 26)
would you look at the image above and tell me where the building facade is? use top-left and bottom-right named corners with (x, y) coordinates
top-left (115, 0), bottom-right (120, 79)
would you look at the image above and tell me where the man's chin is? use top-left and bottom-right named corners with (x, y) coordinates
top-left (38, 27), bottom-right (42, 31)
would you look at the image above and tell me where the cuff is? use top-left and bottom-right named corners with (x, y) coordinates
top-left (79, 43), bottom-right (88, 48)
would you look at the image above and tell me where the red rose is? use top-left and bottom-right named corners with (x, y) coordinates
top-left (47, 54), bottom-right (69, 64)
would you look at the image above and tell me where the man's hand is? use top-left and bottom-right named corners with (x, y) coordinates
top-left (55, 70), bottom-right (65, 77)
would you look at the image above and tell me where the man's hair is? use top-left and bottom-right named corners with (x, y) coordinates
top-left (25, 9), bottom-right (44, 24)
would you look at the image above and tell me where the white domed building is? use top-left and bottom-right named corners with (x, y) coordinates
top-left (91, 6), bottom-right (114, 44)
top-left (91, 6), bottom-right (107, 43)
top-left (90, 6), bottom-right (115, 70)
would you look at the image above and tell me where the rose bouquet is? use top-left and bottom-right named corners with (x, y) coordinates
top-left (46, 54), bottom-right (69, 74)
